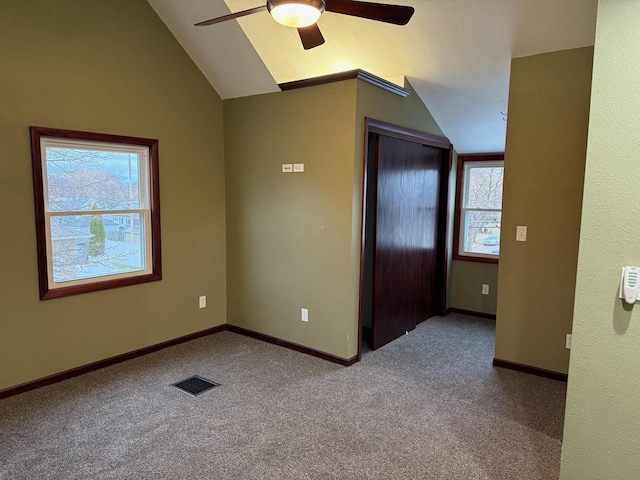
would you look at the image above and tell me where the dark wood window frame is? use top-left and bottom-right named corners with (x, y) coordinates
top-left (453, 153), bottom-right (504, 265)
top-left (30, 126), bottom-right (162, 300)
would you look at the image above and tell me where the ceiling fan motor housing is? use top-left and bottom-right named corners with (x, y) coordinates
top-left (267, 0), bottom-right (326, 14)
top-left (267, 0), bottom-right (327, 28)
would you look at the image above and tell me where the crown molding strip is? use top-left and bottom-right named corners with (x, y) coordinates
top-left (279, 69), bottom-right (410, 97)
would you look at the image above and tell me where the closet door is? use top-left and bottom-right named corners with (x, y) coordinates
top-left (372, 135), bottom-right (442, 349)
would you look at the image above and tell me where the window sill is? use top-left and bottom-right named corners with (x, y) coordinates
top-left (452, 253), bottom-right (499, 265)
top-left (40, 271), bottom-right (162, 300)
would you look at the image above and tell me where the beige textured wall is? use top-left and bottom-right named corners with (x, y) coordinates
top-left (0, 0), bottom-right (227, 391)
top-left (224, 81), bottom-right (359, 360)
top-left (495, 47), bottom-right (593, 374)
top-left (560, 1), bottom-right (640, 478)
top-left (450, 261), bottom-right (498, 315)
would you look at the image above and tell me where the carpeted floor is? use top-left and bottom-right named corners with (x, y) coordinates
top-left (0, 314), bottom-right (566, 480)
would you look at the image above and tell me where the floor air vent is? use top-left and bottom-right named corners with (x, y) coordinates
top-left (171, 376), bottom-right (220, 396)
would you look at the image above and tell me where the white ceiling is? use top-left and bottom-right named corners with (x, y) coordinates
top-left (147, 0), bottom-right (597, 153)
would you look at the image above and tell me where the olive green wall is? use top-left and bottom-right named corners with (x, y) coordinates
top-left (495, 47), bottom-right (593, 374)
top-left (560, 1), bottom-right (640, 478)
top-left (0, 0), bottom-right (227, 391)
top-left (450, 158), bottom-right (500, 317)
top-left (224, 81), bottom-right (359, 360)
top-left (450, 261), bottom-right (498, 315)
top-left (354, 79), bottom-right (445, 139)
top-left (224, 78), bottom-right (451, 360)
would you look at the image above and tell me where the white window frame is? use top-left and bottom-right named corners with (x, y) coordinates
top-left (457, 159), bottom-right (504, 261)
top-left (31, 127), bottom-right (162, 299)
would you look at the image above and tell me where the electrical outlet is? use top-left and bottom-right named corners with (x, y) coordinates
top-left (293, 163), bottom-right (304, 172)
top-left (566, 334), bottom-right (572, 349)
top-left (482, 284), bottom-right (490, 295)
top-left (301, 308), bottom-right (309, 322)
top-left (199, 296), bottom-right (206, 309)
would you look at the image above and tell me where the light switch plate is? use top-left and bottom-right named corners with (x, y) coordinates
top-left (482, 284), bottom-right (489, 295)
top-left (566, 334), bottom-right (572, 349)
top-left (293, 163), bottom-right (304, 172)
top-left (301, 308), bottom-right (309, 322)
top-left (199, 296), bottom-right (206, 309)
top-left (516, 225), bottom-right (527, 242)
top-left (282, 164), bottom-right (293, 173)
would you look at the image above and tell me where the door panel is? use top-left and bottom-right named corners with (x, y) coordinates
top-left (372, 135), bottom-right (442, 350)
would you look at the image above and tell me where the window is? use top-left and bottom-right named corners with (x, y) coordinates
top-left (30, 127), bottom-right (162, 299)
top-left (454, 154), bottom-right (504, 263)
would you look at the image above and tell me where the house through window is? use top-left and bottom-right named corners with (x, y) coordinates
top-left (454, 154), bottom-right (504, 263)
top-left (30, 127), bottom-right (162, 299)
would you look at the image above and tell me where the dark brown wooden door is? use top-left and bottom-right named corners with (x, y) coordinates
top-left (372, 135), bottom-right (442, 350)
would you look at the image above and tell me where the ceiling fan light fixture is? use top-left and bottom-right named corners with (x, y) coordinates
top-left (268, 0), bottom-right (325, 28)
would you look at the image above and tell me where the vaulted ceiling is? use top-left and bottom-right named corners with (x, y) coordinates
top-left (147, 0), bottom-right (597, 153)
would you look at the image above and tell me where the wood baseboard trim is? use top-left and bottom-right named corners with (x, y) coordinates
top-left (448, 307), bottom-right (496, 320)
top-left (0, 324), bottom-right (228, 400)
top-left (227, 325), bottom-right (359, 367)
top-left (493, 358), bottom-right (568, 382)
top-left (0, 323), bottom-right (361, 400)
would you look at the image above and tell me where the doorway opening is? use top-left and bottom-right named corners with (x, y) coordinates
top-left (358, 118), bottom-right (453, 357)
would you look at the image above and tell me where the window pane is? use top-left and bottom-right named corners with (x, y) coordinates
top-left (463, 211), bottom-right (501, 255)
top-left (45, 146), bottom-right (142, 211)
top-left (466, 166), bottom-right (504, 209)
top-left (50, 214), bottom-right (146, 283)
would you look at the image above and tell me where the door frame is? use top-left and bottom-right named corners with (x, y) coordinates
top-left (357, 117), bottom-right (454, 360)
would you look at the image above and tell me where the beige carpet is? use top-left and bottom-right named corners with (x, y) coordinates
top-left (0, 314), bottom-right (566, 479)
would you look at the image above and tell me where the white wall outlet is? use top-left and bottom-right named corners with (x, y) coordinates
top-left (482, 284), bottom-right (490, 295)
top-left (199, 295), bottom-right (206, 309)
top-left (301, 308), bottom-right (309, 322)
top-left (293, 163), bottom-right (304, 172)
top-left (282, 164), bottom-right (293, 173)
top-left (516, 225), bottom-right (527, 242)
top-left (566, 333), bottom-right (572, 349)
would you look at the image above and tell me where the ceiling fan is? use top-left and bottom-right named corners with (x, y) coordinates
top-left (195, 0), bottom-right (414, 50)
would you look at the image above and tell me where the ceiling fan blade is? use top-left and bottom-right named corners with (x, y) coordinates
top-left (194, 5), bottom-right (267, 26)
top-left (298, 24), bottom-right (325, 50)
top-left (324, 0), bottom-right (414, 25)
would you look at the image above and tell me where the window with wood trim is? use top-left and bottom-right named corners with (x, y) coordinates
top-left (454, 154), bottom-right (504, 263)
top-left (30, 127), bottom-right (162, 299)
